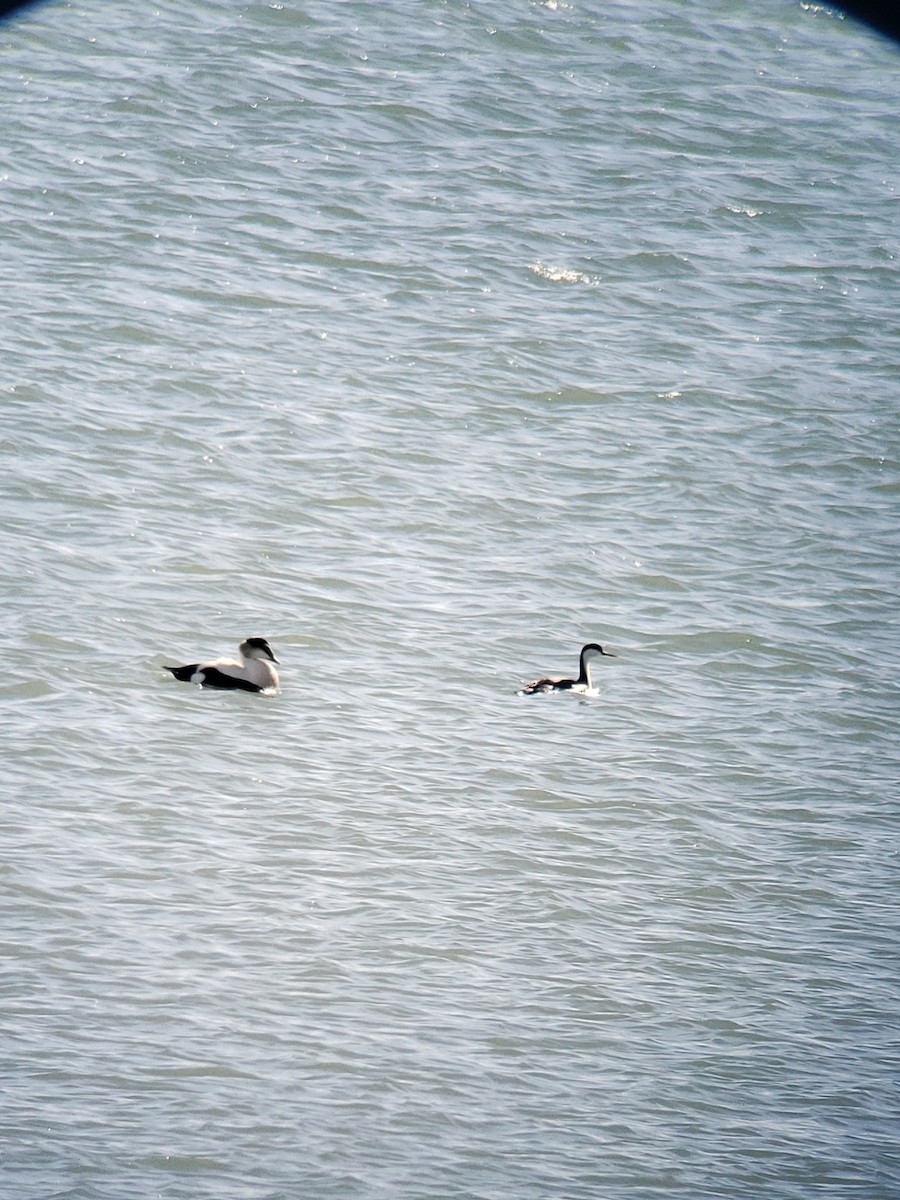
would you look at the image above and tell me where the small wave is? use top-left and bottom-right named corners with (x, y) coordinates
top-left (528, 261), bottom-right (597, 285)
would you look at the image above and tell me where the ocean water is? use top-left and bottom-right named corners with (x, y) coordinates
top-left (2, 1), bottom-right (899, 1197)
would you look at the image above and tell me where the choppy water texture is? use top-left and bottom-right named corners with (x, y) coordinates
top-left (2, 1), bottom-right (899, 1197)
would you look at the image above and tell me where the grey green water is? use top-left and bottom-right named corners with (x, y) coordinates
top-left (2, 1), bottom-right (898, 1197)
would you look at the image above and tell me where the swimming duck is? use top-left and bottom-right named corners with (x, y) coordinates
top-left (519, 643), bottom-right (615, 696)
top-left (165, 637), bottom-right (280, 693)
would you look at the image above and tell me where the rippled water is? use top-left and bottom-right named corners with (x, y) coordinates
top-left (2, 1), bottom-right (899, 1197)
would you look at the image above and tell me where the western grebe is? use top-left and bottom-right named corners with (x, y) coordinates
top-left (519, 643), bottom-right (615, 696)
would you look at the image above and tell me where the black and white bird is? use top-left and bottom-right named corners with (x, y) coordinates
top-left (518, 643), bottom-right (615, 696)
top-left (165, 637), bottom-right (280, 693)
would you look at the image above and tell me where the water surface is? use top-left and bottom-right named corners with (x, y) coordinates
top-left (2, 1), bottom-right (899, 1197)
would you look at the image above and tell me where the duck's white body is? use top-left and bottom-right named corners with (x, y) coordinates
top-left (519, 643), bottom-right (615, 696)
top-left (166, 637), bottom-right (280, 693)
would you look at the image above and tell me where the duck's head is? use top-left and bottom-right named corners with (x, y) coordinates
top-left (240, 637), bottom-right (279, 663)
